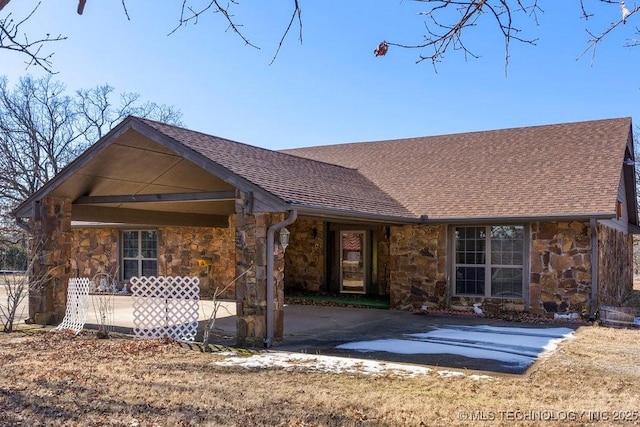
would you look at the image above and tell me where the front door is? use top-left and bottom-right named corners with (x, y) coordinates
top-left (340, 230), bottom-right (366, 293)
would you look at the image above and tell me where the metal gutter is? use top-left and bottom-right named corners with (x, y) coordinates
top-left (293, 204), bottom-right (616, 225)
top-left (265, 209), bottom-right (298, 348)
top-left (418, 213), bottom-right (616, 224)
top-left (290, 205), bottom-right (426, 224)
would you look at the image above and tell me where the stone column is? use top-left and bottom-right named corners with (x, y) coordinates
top-left (28, 196), bottom-right (72, 325)
top-left (234, 193), bottom-right (287, 346)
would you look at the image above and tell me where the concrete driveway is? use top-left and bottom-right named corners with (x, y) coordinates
top-left (4, 290), bottom-right (578, 374)
top-left (272, 306), bottom-right (577, 374)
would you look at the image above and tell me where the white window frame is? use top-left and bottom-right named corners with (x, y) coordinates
top-left (452, 225), bottom-right (526, 299)
top-left (121, 230), bottom-right (158, 280)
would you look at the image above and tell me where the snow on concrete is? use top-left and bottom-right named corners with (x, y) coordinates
top-left (335, 324), bottom-right (574, 370)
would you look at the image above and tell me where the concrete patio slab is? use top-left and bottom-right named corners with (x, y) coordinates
top-left (3, 286), bottom-right (579, 374)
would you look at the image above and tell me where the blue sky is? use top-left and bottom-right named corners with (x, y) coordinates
top-left (2, 1), bottom-right (638, 149)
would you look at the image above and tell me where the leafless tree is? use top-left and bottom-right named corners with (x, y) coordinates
top-left (201, 264), bottom-right (253, 350)
top-left (0, 236), bottom-right (50, 332)
top-left (0, 75), bottom-right (182, 247)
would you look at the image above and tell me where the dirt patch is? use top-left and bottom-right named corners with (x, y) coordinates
top-left (2, 325), bottom-right (640, 426)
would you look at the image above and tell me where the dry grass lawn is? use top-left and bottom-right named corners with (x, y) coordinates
top-left (1, 323), bottom-right (640, 426)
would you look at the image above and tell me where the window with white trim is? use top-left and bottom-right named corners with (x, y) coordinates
top-left (454, 225), bottom-right (524, 298)
top-left (122, 230), bottom-right (158, 280)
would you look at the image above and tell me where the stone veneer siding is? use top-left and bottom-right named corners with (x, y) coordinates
top-left (71, 228), bottom-right (118, 280)
top-left (70, 224), bottom-right (236, 298)
top-left (29, 196), bottom-right (73, 324)
top-left (389, 224), bottom-right (448, 310)
top-left (390, 221), bottom-right (596, 315)
top-left (529, 221), bottom-right (592, 315)
top-left (284, 219), bottom-right (325, 292)
top-left (160, 225), bottom-right (235, 298)
top-left (234, 192), bottom-right (287, 346)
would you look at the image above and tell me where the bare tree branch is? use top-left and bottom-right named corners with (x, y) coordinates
top-left (577, 3), bottom-right (640, 64)
top-left (383, 0), bottom-right (541, 72)
top-left (77, 0), bottom-right (86, 15)
top-left (121, 0), bottom-right (131, 21)
top-left (168, 0), bottom-right (259, 50)
top-left (0, 2), bottom-right (67, 73)
top-left (269, 0), bottom-right (302, 65)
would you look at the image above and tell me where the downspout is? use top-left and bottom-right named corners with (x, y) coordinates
top-left (590, 218), bottom-right (599, 320)
top-left (265, 209), bottom-right (298, 348)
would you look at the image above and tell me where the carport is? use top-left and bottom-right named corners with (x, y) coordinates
top-left (11, 116), bottom-right (419, 347)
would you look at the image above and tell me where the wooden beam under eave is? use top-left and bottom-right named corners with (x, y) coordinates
top-left (74, 190), bottom-right (236, 205)
top-left (72, 205), bottom-right (229, 227)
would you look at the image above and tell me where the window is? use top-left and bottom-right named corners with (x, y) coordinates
top-left (454, 225), bottom-right (524, 298)
top-left (122, 230), bottom-right (158, 280)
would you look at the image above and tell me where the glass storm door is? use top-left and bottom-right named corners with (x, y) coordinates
top-left (340, 231), bottom-right (366, 294)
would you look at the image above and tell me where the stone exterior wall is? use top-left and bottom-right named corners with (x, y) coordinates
top-left (70, 225), bottom-right (235, 298)
top-left (71, 228), bottom-right (118, 279)
top-left (29, 196), bottom-right (73, 324)
top-left (389, 224), bottom-right (448, 310)
top-left (529, 221), bottom-right (592, 315)
top-left (598, 223), bottom-right (633, 306)
top-left (160, 225), bottom-right (235, 298)
top-left (284, 219), bottom-right (325, 292)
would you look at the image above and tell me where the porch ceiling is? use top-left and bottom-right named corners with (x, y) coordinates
top-left (51, 129), bottom-right (237, 225)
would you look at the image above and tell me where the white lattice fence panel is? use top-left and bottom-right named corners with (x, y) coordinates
top-left (130, 276), bottom-right (200, 341)
top-left (56, 278), bottom-right (91, 334)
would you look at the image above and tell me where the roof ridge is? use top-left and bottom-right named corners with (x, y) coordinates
top-left (285, 116), bottom-right (632, 150)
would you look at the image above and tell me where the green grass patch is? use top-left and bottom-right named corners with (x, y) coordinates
top-left (285, 292), bottom-right (390, 309)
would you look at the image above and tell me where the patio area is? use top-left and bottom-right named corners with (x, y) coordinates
top-left (2, 283), bottom-right (579, 374)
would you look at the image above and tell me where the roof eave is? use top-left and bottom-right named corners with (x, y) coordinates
top-left (293, 204), bottom-right (618, 225)
top-left (292, 204), bottom-right (423, 224)
top-left (421, 213), bottom-right (616, 224)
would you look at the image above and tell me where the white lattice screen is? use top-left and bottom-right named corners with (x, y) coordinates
top-left (56, 277), bottom-right (92, 334)
top-left (130, 276), bottom-right (200, 342)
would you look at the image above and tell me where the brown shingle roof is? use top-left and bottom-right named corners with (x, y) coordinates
top-left (282, 118), bottom-right (633, 220)
top-left (137, 118), bottom-right (413, 218)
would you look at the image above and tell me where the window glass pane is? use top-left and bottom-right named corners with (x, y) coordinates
top-left (490, 225), bottom-right (523, 267)
top-left (141, 231), bottom-right (157, 258)
top-left (142, 260), bottom-right (158, 277)
top-left (123, 260), bottom-right (138, 281)
top-left (490, 267), bottom-right (523, 298)
top-left (455, 225), bottom-right (525, 297)
top-left (455, 226), bottom-right (486, 265)
top-left (513, 250), bottom-right (524, 265)
top-left (122, 231), bottom-right (138, 258)
top-left (455, 266), bottom-right (485, 295)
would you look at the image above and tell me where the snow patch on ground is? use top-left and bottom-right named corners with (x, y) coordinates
top-left (212, 351), bottom-right (493, 379)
